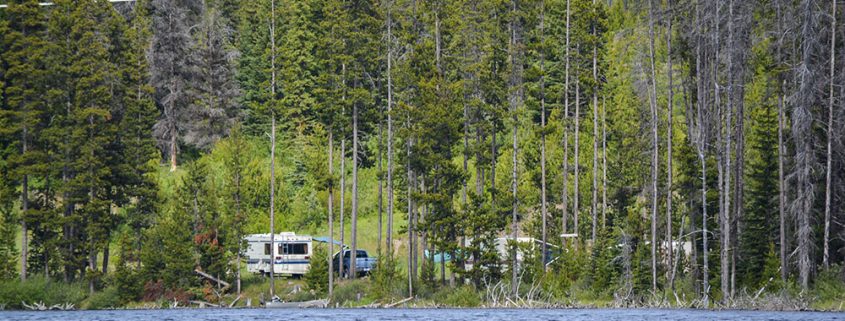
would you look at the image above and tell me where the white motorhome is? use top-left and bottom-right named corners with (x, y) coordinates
top-left (245, 233), bottom-right (313, 276)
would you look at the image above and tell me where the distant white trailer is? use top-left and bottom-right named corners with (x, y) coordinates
top-left (245, 233), bottom-right (313, 276)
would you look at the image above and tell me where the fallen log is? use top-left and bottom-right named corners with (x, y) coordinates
top-left (194, 268), bottom-right (231, 288)
top-left (385, 296), bottom-right (414, 308)
top-left (190, 300), bottom-right (220, 308)
top-left (229, 295), bottom-right (242, 308)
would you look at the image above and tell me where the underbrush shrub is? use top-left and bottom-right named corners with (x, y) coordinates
top-left (330, 279), bottom-right (368, 306)
top-left (0, 277), bottom-right (86, 309)
top-left (82, 286), bottom-right (122, 310)
top-left (813, 264), bottom-right (845, 302)
top-left (433, 286), bottom-right (481, 307)
top-left (371, 254), bottom-right (403, 300)
top-left (304, 244), bottom-right (329, 295)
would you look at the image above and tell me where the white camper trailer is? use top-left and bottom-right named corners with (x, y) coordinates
top-left (245, 233), bottom-right (313, 276)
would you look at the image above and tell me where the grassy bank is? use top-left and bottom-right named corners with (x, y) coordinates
top-left (2, 273), bottom-right (844, 311)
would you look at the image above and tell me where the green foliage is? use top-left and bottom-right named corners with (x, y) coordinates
top-left (0, 277), bottom-right (86, 309)
top-left (759, 243), bottom-right (783, 293)
top-left (0, 193), bottom-right (17, 280)
top-left (81, 286), bottom-right (122, 310)
top-left (813, 265), bottom-right (845, 302)
top-left (432, 285), bottom-right (482, 307)
top-left (304, 244), bottom-right (329, 295)
top-left (330, 279), bottom-right (369, 306)
top-left (371, 253), bottom-right (403, 300)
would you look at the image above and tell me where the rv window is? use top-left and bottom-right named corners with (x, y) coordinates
top-left (274, 243), bottom-right (308, 255)
top-left (264, 243), bottom-right (271, 255)
top-left (282, 243), bottom-right (308, 255)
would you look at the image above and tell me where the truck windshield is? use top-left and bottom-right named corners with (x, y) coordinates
top-left (342, 250), bottom-right (369, 258)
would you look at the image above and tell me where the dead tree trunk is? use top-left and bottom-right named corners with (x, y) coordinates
top-left (647, 0), bottom-right (660, 295)
top-left (386, 2), bottom-right (395, 257)
top-left (823, 0), bottom-right (836, 269)
top-left (268, 0), bottom-right (277, 297)
top-left (351, 99), bottom-right (359, 279)
top-left (591, 0), bottom-right (599, 243)
top-left (666, 0), bottom-right (675, 290)
top-left (508, 0), bottom-right (523, 296)
top-left (561, 0), bottom-right (571, 245)
top-left (794, 0), bottom-right (819, 290)
top-left (775, 0), bottom-right (788, 284)
top-left (328, 131), bottom-right (334, 295)
top-left (540, 0), bottom-right (548, 265)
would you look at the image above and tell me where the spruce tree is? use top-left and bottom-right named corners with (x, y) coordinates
top-left (1, 0), bottom-right (49, 280)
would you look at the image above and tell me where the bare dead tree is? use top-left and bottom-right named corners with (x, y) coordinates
top-left (508, 0), bottom-right (524, 296)
top-left (591, 0), bottom-right (599, 243)
top-left (540, 0), bottom-right (548, 265)
top-left (647, 0), bottom-right (660, 295)
top-left (269, 0), bottom-right (277, 297)
top-left (561, 0), bottom-right (571, 245)
top-left (823, 0), bottom-right (836, 269)
top-left (666, 0), bottom-right (675, 290)
top-left (792, 0), bottom-right (821, 290)
top-left (328, 131), bottom-right (334, 295)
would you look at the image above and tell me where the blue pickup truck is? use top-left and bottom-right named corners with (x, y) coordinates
top-left (332, 249), bottom-right (377, 278)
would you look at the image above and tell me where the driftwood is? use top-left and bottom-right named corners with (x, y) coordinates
top-left (21, 301), bottom-right (75, 311)
top-left (228, 295), bottom-right (242, 308)
top-left (190, 300), bottom-right (220, 308)
top-left (385, 296), bottom-right (414, 308)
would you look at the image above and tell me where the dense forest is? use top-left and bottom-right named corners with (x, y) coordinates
top-left (0, 0), bottom-right (844, 309)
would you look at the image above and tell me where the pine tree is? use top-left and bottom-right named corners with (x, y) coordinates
top-left (120, 0), bottom-right (160, 266)
top-left (1, 0), bottom-right (50, 281)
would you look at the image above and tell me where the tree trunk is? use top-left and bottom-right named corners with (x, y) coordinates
top-left (407, 114), bottom-right (414, 297)
top-left (591, 0), bottom-right (599, 243)
top-left (602, 99), bottom-right (607, 230)
top-left (269, 0), bottom-right (277, 297)
top-left (561, 0), bottom-right (571, 245)
top-left (794, 0), bottom-right (817, 291)
top-left (574, 73), bottom-right (580, 238)
top-left (328, 131), bottom-right (334, 295)
top-left (776, 0), bottom-right (788, 284)
top-left (351, 98), bottom-right (359, 279)
top-left (339, 138), bottom-right (346, 279)
top-left (21, 129), bottom-right (28, 281)
top-left (339, 63), bottom-right (347, 280)
top-left (724, 0), bottom-right (735, 300)
top-left (508, 0), bottom-right (522, 296)
top-left (169, 129), bottom-right (177, 172)
top-left (539, 0), bottom-right (548, 266)
top-left (666, 0), bottom-right (675, 290)
top-left (269, 116), bottom-right (276, 296)
top-left (378, 119), bottom-right (383, 254)
top-left (647, 0), bottom-right (659, 295)
top-left (823, 0), bottom-right (836, 269)
top-left (386, 3), bottom-right (395, 257)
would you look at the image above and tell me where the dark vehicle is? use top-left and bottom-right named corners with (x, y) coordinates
top-left (332, 249), bottom-right (377, 277)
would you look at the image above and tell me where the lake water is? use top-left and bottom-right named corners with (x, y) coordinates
top-left (1, 308), bottom-right (843, 321)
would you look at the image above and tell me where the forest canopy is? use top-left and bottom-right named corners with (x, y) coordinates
top-left (0, 0), bottom-right (844, 308)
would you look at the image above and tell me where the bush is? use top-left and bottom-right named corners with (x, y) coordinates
top-left (330, 279), bottom-right (369, 306)
top-left (433, 286), bottom-right (481, 307)
top-left (814, 264), bottom-right (845, 302)
top-left (371, 254), bottom-right (403, 300)
top-left (82, 286), bottom-right (122, 310)
top-left (304, 244), bottom-right (329, 295)
top-left (0, 277), bottom-right (86, 309)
